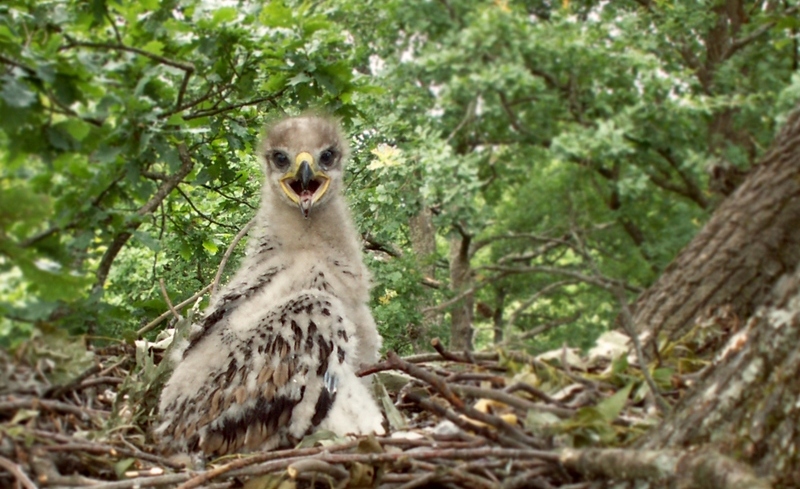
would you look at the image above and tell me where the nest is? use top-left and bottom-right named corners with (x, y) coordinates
top-left (0, 330), bottom-right (678, 489)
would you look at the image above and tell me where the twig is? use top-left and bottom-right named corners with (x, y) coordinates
top-left (159, 278), bottom-right (181, 321)
top-left (184, 94), bottom-right (286, 120)
top-left (54, 472), bottom-right (191, 489)
top-left (394, 470), bottom-right (440, 489)
top-left (44, 364), bottom-right (101, 399)
top-left (612, 285), bottom-right (670, 414)
top-left (63, 40), bottom-right (195, 72)
top-left (505, 383), bottom-right (566, 407)
top-left (431, 338), bottom-right (473, 362)
top-left (96, 356), bottom-right (130, 378)
top-left (31, 430), bottom-right (184, 469)
top-left (450, 384), bottom-right (574, 418)
top-left (176, 442), bottom-right (359, 489)
top-left (505, 281), bottom-right (577, 328)
top-left (503, 313), bottom-right (580, 346)
top-left (137, 283), bottom-right (212, 337)
top-left (0, 454), bottom-right (37, 489)
top-left (175, 186), bottom-right (237, 230)
top-left (211, 219), bottom-right (255, 296)
top-left (387, 352), bottom-right (544, 449)
top-left (287, 459), bottom-right (349, 481)
top-left (94, 143), bottom-right (194, 290)
top-left (0, 398), bottom-right (107, 421)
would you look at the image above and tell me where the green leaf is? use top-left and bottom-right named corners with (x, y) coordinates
top-left (0, 77), bottom-right (37, 108)
top-left (166, 113), bottom-right (186, 125)
top-left (212, 7), bottom-right (238, 25)
top-left (63, 119), bottom-right (92, 142)
top-left (259, 2), bottom-right (293, 27)
top-left (133, 231), bottom-right (161, 252)
top-left (288, 73), bottom-right (312, 86)
top-left (595, 383), bottom-right (633, 422)
top-left (142, 40), bottom-right (165, 56)
top-left (374, 377), bottom-right (407, 430)
top-left (114, 458), bottom-right (137, 479)
top-left (179, 242), bottom-right (193, 261)
top-left (202, 240), bottom-right (219, 255)
top-left (10, 409), bottom-right (39, 425)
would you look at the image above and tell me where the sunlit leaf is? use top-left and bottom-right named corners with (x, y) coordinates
top-left (595, 383), bottom-right (633, 422)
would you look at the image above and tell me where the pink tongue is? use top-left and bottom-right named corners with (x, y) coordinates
top-left (300, 190), bottom-right (314, 202)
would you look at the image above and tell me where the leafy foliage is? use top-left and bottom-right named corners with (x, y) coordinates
top-left (2, 0), bottom-right (799, 354)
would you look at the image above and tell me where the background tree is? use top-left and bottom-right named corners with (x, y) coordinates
top-left (335, 0), bottom-right (800, 351)
top-left (3, 0), bottom-right (800, 354)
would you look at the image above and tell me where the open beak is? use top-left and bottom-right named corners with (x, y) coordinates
top-left (279, 152), bottom-right (331, 218)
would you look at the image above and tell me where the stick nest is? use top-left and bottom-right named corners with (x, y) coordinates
top-left (1, 327), bottom-right (706, 489)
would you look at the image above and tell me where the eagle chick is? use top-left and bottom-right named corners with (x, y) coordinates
top-left (157, 116), bottom-right (385, 455)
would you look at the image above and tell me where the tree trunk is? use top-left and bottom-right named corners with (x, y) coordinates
top-left (492, 286), bottom-right (506, 345)
top-left (408, 207), bottom-right (438, 350)
top-left (628, 108), bottom-right (800, 487)
top-left (632, 110), bottom-right (800, 346)
top-left (449, 233), bottom-right (473, 351)
top-left (409, 208), bottom-right (436, 280)
top-left (638, 266), bottom-right (800, 487)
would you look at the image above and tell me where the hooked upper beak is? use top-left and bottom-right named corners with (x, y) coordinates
top-left (279, 152), bottom-right (331, 218)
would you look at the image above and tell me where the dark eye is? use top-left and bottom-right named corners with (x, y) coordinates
top-left (319, 149), bottom-right (336, 168)
top-left (271, 151), bottom-right (289, 170)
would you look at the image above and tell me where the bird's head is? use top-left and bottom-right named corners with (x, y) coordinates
top-left (261, 116), bottom-right (349, 219)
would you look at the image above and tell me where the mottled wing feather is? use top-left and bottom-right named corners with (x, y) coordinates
top-left (158, 292), bottom-right (352, 455)
top-left (185, 264), bottom-right (283, 353)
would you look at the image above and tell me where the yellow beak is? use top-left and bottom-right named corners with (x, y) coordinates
top-left (279, 152), bottom-right (331, 218)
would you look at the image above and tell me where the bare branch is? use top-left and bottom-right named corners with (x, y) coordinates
top-left (159, 278), bottom-right (181, 322)
top-left (471, 232), bottom-right (571, 257)
top-left (200, 184), bottom-right (258, 210)
top-left (183, 93), bottom-right (286, 120)
top-left (21, 174), bottom-right (125, 248)
top-left (62, 40), bottom-right (195, 72)
top-left (446, 97), bottom-right (478, 144)
top-left (0, 454), bottom-right (37, 489)
top-left (175, 71), bottom-right (192, 112)
top-left (723, 6), bottom-right (799, 60)
top-left (211, 219), bottom-right (255, 296)
top-left (506, 280), bottom-right (577, 328)
top-left (613, 285), bottom-right (670, 413)
top-left (423, 271), bottom-right (512, 314)
top-left (363, 234), bottom-right (403, 258)
top-left (497, 90), bottom-right (533, 136)
top-left (94, 143), bottom-right (194, 290)
top-left (175, 186), bottom-right (238, 230)
top-left (137, 283), bottom-right (212, 337)
top-left (481, 265), bottom-right (642, 294)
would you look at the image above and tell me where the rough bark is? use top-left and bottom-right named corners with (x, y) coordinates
top-left (408, 207), bottom-right (438, 350)
top-left (492, 286), bottom-right (506, 345)
top-left (409, 208), bottom-right (437, 280)
top-left (639, 266), bottom-right (800, 487)
top-left (449, 233), bottom-right (473, 351)
top-left (632, 111), bottom-right (800, 345)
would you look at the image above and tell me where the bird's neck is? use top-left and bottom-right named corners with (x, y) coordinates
top-left (250, 191), bottom-right (362, 264)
